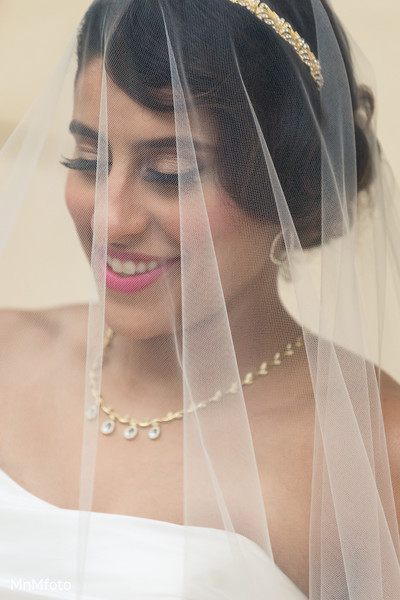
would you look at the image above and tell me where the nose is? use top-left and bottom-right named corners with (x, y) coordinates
top-left (90, 172), bottom-right (151, 242)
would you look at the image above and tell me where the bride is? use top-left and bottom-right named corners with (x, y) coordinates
top-left (0, 0), bottom-right (399, 598)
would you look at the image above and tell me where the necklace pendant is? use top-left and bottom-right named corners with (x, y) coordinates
top-left (148, 424), bottom-right (161, 440)
top-left (85, 404), bottom-right (99, 420)
top-left (242, 372), bottom-right (254, 385)
top-left (257, 362), bottom-right (268, 375)
top-left (101, 419), bottom-right (115, 435)
top-left (271, 352), bottom-right (282, 366)
top-left (124, 424), bottom-right (138, 440)
top-left (227, 382), bottom-right (239, 394)
top-left (284, 343), bottom-right (294, 356)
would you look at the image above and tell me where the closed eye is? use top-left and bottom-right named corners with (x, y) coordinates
top-left (61, 159), bottom-right (203, 187)
top-left (60, 157), bottom-right (111, 171)
top-left (145, 168), bottom-right (201, 187)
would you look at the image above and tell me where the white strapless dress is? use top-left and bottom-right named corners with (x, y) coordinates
top-left (0, 469), bottom-right (307, 599)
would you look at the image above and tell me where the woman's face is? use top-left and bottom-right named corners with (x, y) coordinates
top-left (65, 58), bottom-right (276, 339)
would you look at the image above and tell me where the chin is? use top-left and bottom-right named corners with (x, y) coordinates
top-left (104, 302), bottom-right (182, 341)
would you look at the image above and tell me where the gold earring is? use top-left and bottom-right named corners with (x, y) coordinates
top-left (269, 231), bottom-right (286, 266)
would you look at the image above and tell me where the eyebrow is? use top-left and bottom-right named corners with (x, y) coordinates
top-left (69, 120), bottom-right (215, 153)
top-left (69, 120), bottom-right (99, 140)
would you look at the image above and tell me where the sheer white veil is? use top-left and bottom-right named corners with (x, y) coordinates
top-left (0, 0), bottom-right (400, 598)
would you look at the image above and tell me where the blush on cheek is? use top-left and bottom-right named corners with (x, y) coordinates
top-left (64, 180), bottom-right (94, 244)
top-left (205, 191), bottom-right (239, 239)
top-left (178, 188), bottom-right (237, 244)
top-left (65, 189), bottom-right (78, 221)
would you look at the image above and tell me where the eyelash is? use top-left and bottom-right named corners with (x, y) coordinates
top-left (60, 158), bottom-right (105, 171)
top-left (61, 158), bottom-right (200, 186)
top-left (145, 168), bottom-right (200, 186)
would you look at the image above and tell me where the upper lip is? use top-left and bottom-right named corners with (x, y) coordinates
top-left (107, 248), bottom-right (180, 262)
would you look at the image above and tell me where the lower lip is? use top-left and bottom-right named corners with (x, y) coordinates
top-left (105, 259), bottom-right (179, 293)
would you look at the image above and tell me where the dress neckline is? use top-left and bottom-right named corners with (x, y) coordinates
top-left (0, 467), bottom-right (308, 598)
top-left (0, 466), bottom-right (182, 526)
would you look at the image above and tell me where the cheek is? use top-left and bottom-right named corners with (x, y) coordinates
top-left (159, 207), bottom-right (181, 244)
top-left (205, 191), bottom-right (272, 276)
top-left (65, 174), bottom-right (94, 234)
top-left (175, 187), bottom-right (237, 248)
top-left (205, 192), bottom-right (242, 245)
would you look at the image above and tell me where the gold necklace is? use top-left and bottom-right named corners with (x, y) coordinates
top-left (86, 328), bottom-right (304, 441)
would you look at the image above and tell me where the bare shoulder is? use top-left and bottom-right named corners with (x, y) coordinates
top-left (380, 369), bottom-right (400, 441)
top-left (379, 370), bottom-right (400, 517)
top-left (0, 305), bottom-right (89, 440)
top-left (0, 304), bottom-right (88, 356)
top-left (0, 306), bottom-right (89, 478)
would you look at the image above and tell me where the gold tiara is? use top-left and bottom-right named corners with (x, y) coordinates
top-left (228, 0), bottom-right (323, 89)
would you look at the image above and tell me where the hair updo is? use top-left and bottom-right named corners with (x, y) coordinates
top-left (76, 0), bottom-right (374, 249)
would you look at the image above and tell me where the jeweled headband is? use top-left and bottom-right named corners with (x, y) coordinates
top-left (228, 0), bottom-right (323, 89)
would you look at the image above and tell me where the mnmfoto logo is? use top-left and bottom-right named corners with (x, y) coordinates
top-left (10, 578), bottom-right (72, 592)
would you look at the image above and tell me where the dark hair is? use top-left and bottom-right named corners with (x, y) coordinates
top-left (76, 0), bottom-right (374, 249)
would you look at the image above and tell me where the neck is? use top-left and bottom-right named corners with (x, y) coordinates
top-left (103, 269), bottom-right (302, 409)
top-left (226, 273), bottom-right (302, 374)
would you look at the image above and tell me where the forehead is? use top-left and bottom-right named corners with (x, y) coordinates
top-left (73, 57), bottom-right (216, 145)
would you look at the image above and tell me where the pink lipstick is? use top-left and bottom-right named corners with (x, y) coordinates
top-left (105, 251), bottom-right (179, 293)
